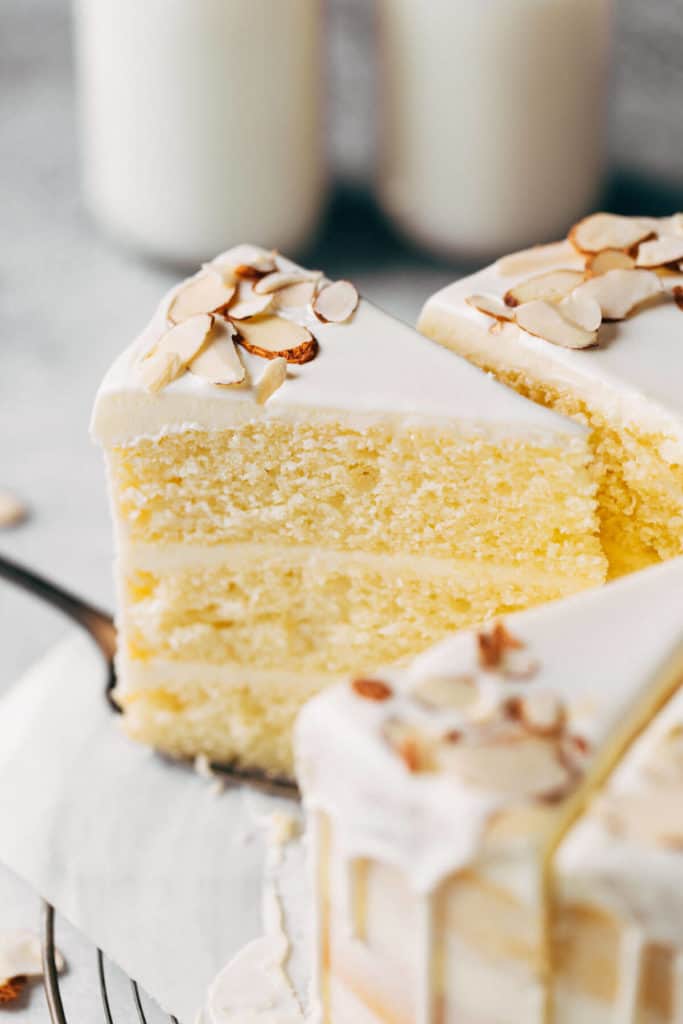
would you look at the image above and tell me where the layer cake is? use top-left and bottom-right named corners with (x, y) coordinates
top-left (296, 557), bottom-right (683, 1023)
top-left (418, 213), bottom-right (683, 578)
top-left (91, 246), bottom-right (605, 777)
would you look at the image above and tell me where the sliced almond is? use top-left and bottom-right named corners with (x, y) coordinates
top-left (189, 320), bottom-right (246, 385)
top-left (465, 294), bottom-right (515, 321)
top-left (383, 718), bottom-right (430, 773)
top-left (411, 673), bottom-right (477, 711)
top-left (568, 213), bottom-right (653, 254)
top-left (235, 315), bottom-right (318, 364)
top-left (271, 279), bottom-right (319, 310)
top-left (231, 252), bottom-right (278, 278)
top-left (586, 249), bottom-right (636, 274)
top-left (253, 269), bottom-right (322, 295)
top-left (559, 292), bottom-right (602, 332)
top-left (518, 691), bottom-right (565, 736)
top-left (571, 269), bottom-right (662, 321)
top-left (636, 235), bottom-right (683, 269)
top-left (477, 622), bottom-right (524, 670)
top-left (674, 286), bottom-right (683, 312)
top-left (496, 241), bottom-right (585, 276)
top-left (670, 212), bottom-right (683, 236)
top-left (255, 356), bottom-right (287, 405)
top-left (352, 678), bottom-right (393, 701)
top-left (312, 280), bottom-right (360, 324)
top-left (0, 930), bottom-right (64, 980)
top-left (202, 261), bottom-right (237, 286)
top-left (0, 490), bottom-right (27, 529)
top-left (515, 300), bottom-right (597, 349)
top-left (168, 274), bottom-right (235, 324)
top-left (228, 279), bottom-right (274, 319)
top-left (138, 350), bottom-right (185, 393)
top-left (503, 269), bottom-right (585, 308)
top-left (0, 977), bottom-right (26, 1003)
top-left (437, 734), bottom-right (572, 799)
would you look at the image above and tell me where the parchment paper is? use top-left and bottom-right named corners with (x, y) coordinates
top-left (0, 630), bottom-right (304, 1022)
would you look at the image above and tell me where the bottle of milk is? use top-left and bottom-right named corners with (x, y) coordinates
top-left (376, 0), bottom-right (613, 259)
top-left (73, 0), bottom-right (327, 265)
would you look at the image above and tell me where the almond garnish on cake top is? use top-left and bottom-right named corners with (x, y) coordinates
top-left (418, 213), bottom-right (683, 578)
top-left (296, 557), bottom-right (683, 1024)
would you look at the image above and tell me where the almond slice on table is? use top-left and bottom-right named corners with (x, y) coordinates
top-left (0, 490), bottom-right (28, 528)
top-left (568, 213), bottom-right (654, 254)
top-left (503, 269), bottom-right (586, 308)
top-left (312, 280), bottom-right (360, 323)
top-left (571, 269), bottom-right (663, 321)
top-left (0, 930), bottom-right (64, 980)
top-left (465, 294), bottom-right (515, 321)
top-left (235, 314), bottom-right (318, 364)
top-left (228, 279), bottom-right (274, 319)
top-left (271, 279), bottom-right (319, 310)
top-left (636, 235), bottom-right (683, 269)
top-left (253, 269), bottom-right (322, 295)
top-left (559, 292), bottom-right (602, 332)
top-left (515, 300), bottom-right (597, 349)
top-left (586, 249), bottom-right (636, 274)
top-left (168, 273), bottom-right (236, 324)
top-left (189, 320), bottom-right (246, 385)
top-left (255, 356), bottom-right (288, 404)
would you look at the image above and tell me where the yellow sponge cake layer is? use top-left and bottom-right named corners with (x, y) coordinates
top-left (93, 245), bottom-right (605, 776)
top-left (419, 218), bottom-right (683, 579)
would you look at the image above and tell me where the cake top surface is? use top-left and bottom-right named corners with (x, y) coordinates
top-left (420, 214), bottom-right (683, 436)
top-left (91, 244), bottom-right (583, 445)
top-left (557, 684), bottom-right (683, 946)
top-left (296, 557), bottom-right (683, 891)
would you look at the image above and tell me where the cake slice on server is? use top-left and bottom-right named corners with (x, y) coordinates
top-left (554, 677), bottom-right (683, 1023)
top-left (295, 557), bottom-right (683, 1024)
top-left (91, 245), bottom-right (605, 778)
top-left (418, 214), bottom-right (683, 578)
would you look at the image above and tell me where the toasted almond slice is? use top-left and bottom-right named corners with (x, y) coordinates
top-left (503, 269), bottom-right (585, 308)
top-left (466, 294), bottom-right (515, 321)
top-left (271, 279), bottom-right (319, 310)
top-left (253, 269), bottom-right (322, 295)
top-left (515, 300), bottom-right (597, 349)
top-left (518, 692), bottom-right (565, 737)
top-left (674, 285), bottom-right (683, 312)
top-left (352, 678), bottom-right (393, 701)
top-left (235, 315), bottom-right (318, 364)
top-left (312, 280), bottom-right (360, 323)
top-left (147, 312), bottom-right (214, 364)
top-left (228, 279), bottom-right (274, 319)
top-left (0, 490), bottom-right (27, 528)
top-left (437, 734), bottom-right (572, 799)
top-left (255, 356), bottom-right (287, 404)
top-left (636, 235), bottom-right (683, 268)
top-left (672, 213), bottom-right (683, 236)
top-left (559, 292), bottom-right (602, 332)
top-left (189, 320), bottom-right (246, 385)
top-left (0, 930), bottom-right (64, 980)
top-left (411, 673), bottom-right (477, 711)
top-left (568, 213), bottom-right (654, 254)
top-left (0, 977), bottom-right (26, 1003)
top-left (168, 273), bottom-right (235, 324)
top-left (586, 249), bottom-right (636, 274)
top-left (496, 241), bottom-right (585, 276)
top-left (231, 252), bottom-right (278, 278)
top-left (202, 261), bottom-right (237, 286)
top-left (571, 269), bottom-right (662, 321)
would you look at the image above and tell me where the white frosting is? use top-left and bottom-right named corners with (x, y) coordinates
top-left (419, 228), bottom-right (683, 446)
top-left (91, 245), bottom-right (584, 446)
top-left (296, 556), bottom-right (683, 894)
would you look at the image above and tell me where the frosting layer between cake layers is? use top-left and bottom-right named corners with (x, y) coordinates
top-left (418, 217), bottom-right (683, 577)
top-left (296, 556), bottom-right (683, 1023)
top-left (92, 245), bottom-right (605, 776)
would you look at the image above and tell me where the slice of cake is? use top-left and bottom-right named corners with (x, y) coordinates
top-left (554, 682), bottom-right (683, 1023)
top-left (295, 557), bottom-right (683, 1023)
top-left (418, 213), bottom-right (683, 578)
top-left (91, 245), bottom-right (605, 778)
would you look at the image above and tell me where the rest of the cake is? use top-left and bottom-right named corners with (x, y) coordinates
top-left (418, 213), bottom-right (683, 578)
top-left (554, 683), bottom-right (683, 1023)
top-left (296, 557), bottom-right (683, 1023)
top-left (91, 245), bottom-right (605, 777)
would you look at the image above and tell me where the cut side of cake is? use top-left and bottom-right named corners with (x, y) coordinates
top-left (418, 213), bottom-right (683, 578)
top-left (92, 245), bottom-right (605, 778)
top-left (554, 683), bottom-right (683, 1024)
top-left (296, 557), bottom-right (683, 1023)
